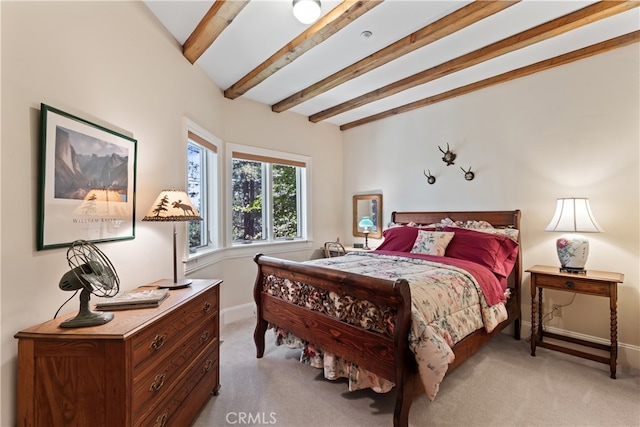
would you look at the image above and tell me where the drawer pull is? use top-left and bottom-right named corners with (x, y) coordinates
top-left (203, 359), bottom-right (213, 373)
top-left (149, 334), bottom-right (166, 351)
top-left (565, 281), bottom-right (575, 289)
top-left (200, 330), bottom-right (210, 344)
top-left (150, 374), bottom-right (166, 392)
top-left (154, 413), bottom-right (168, 427)
top-left (202, 302), bottom-right (212, 313)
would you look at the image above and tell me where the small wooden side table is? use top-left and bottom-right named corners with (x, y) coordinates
top-left (527, 265), bottom-right (624, 379)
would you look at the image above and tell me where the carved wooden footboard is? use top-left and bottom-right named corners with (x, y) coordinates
top-left (253, 254), bottom-right (416, 426)
top-left (253, 210), bottom-right (521, 427)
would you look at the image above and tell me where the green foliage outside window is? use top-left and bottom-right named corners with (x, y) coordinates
top-left (187, 142), bottom-right (205, 249)
top-left (232, 160), bottom-right (263, 241)
top-left (232, 159), bottom-right (300, 242)
top-left (273, 164), bottom-right (298, 239)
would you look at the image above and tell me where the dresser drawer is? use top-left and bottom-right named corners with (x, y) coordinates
top-left (132, 315), bottom-right (218, 420)
top-left (131, 287), bottom-right (218, 371)
top-left (135, 344), bottom-right (219, 427)
top-left (534, 274), bottom-right (613, 297)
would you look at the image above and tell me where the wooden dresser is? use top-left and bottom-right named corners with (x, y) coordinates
top-left (15, 279), bottom-right (221, 427)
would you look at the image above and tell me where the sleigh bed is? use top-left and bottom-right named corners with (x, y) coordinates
top-left (253, 210), bottom-right (522, 427)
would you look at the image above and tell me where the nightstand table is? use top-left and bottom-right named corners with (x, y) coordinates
top-left (527, 265), bottom-right (624, 378)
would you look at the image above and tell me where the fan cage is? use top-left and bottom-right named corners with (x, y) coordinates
top-left (66, 240), bottom-right (120, 298)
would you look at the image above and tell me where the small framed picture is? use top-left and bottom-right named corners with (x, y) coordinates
top-left (38, 104), bottom-right (137, 250)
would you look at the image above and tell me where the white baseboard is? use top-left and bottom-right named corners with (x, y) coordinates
top-left (221, 302), bottom-right (256, 326)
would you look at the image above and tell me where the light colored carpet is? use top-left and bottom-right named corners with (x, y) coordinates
top-left (194, 317), bottom-right (640, 427)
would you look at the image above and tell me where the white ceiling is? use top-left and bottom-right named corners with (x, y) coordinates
top-left (143, 0), bottom-right (640, 129)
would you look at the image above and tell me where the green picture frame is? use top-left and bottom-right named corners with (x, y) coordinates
top-left (38, 104), bottom-right (137, 250)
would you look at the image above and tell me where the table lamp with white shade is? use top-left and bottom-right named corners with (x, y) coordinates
top-left (545, 197), bottom-right (603, 273)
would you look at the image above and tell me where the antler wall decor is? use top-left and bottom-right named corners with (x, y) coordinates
top-left (423, 169), bottom-right (436, 184)
top-left (438, 143), bottom-right (456, 166)
top-left (424, 144), bottom-right (476, 184)
top-left (461, 167), bottom-right (475, 181)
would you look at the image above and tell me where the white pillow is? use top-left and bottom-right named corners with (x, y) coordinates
top-left (410, 231), bottom-right (455, 256)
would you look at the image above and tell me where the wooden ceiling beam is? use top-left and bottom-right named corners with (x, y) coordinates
top-left (223, 0), bottom-right (383, 100)
top-left (311, 0), bottom-right (639, 123)
top-left (183, 1), bottom-right (250, 65)
top-left (340, 31), bottom-right (640, 131)
top-left (272, 0), bottom-right (519, 113)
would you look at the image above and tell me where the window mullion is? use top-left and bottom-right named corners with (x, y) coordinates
top-left (201, 148), bottom-right (209, 246)
top-left (264, 163), bottom-right (273, 242)
top-left (206, 150), bottom-right (214, 245)
top-left (296, 167), bottom-right (303, 238)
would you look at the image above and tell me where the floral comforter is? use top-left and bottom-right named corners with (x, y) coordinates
top-left (264, 251), bottom-right (508, 400)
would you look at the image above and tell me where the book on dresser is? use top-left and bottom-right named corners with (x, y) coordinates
top-left (95, 288), bottom-right (169, 310)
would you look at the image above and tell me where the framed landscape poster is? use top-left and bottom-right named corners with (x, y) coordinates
top-left (38, 104), bottom-right (137, 250)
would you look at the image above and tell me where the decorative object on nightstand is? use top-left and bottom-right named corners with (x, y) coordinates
top-left (142, 189), bottom-right (202, 289)
top-left (545, 197), bottom-right (603, 273)
top-left (527, 265), bottom-right (623, 379)
top-left (358, 216), bottom-right (374, 250)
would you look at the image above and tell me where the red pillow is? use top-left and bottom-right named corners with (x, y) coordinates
top-left (443, 226), bottom-right (519, 278)
top-left (375, 226), bottom-right (435, 253)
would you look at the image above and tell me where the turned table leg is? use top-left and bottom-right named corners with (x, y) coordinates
top-left (610, 292), bottom-right (618, 379)
top-left (530, 284), bottom-right (537, 356)
top-left (537, 288), bottom-right (544, 341)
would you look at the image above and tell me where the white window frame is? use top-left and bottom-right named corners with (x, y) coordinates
top-left (226, 142), bottom-right (311, 248)
top-left (183, 118), bottom-right (222, 269)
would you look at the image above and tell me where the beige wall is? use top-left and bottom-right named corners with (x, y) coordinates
top-left (343, 44), bottom-right (640, 369)
top-left (1, 1), bottom-right (638, 425)
top-left (0, 2), bottom-right (342, 425)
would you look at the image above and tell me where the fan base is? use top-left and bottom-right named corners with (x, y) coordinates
top-left (157, 278), bottom-right (192, 289)
top-left (60, 311), bottom-right (113, 328)
top-left (60, 310), bottom-right (114, 328)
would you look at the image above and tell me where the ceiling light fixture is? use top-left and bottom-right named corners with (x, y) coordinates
top-left (292, 0), bottom-right (321, 25)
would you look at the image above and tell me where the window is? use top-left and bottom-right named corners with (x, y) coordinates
top-left (186, 123), bottom-right (220, 255)
top-left (228, 144), bottom-right (309, 245)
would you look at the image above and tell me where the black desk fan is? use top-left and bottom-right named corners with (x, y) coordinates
top-left (57, 240), bottom-right (120, 328)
